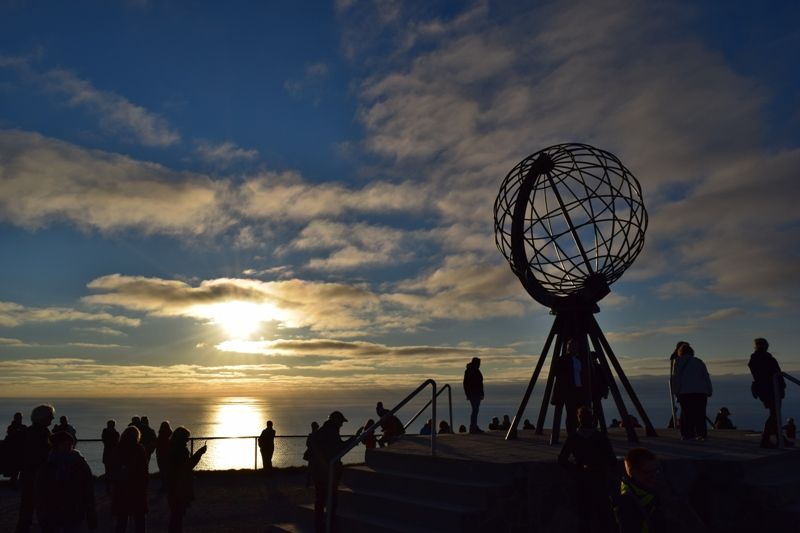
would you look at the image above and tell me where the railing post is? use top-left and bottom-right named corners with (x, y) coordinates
top-left (774, 373), bottom-right (783, 449)
top-left (431, 381), bottom-right (437, 456)
top-left (448, 384), bottom-right (453, 431)
top-left (254, 437), bottom-right (258, 470)
top-left (190, 438), bottom-right (194, 455)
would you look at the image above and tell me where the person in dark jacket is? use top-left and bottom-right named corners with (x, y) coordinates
top-left (615, 448), bottom-right (665, 533)
top-left (748, 337), bottom-right (786, 448)
top-left (463, 357), bottom-right (485, 434)
top-left (52, 415), bottom-right (76, 440)
top-left (165, 426), bottom-right (206, 533)
top-left (671, 343), bottom-right (712, 441)
top-left (16, 404), bottom-right (55, 533)
top-left (303, 421), bottom-right (319, 488)
top-left (713, 407), bottom-right (736, 430)
top-left (4, 412), bottom-right (27, 486)
top-left (111, 426), bottom-right (148, 532)
top-left (558, 406), bottom-right (616, 533)
top-left (309, 411), bottom-right (362, 533)
top-left (552, 340), bottom-right (608, 435)
top-left (375, 402), bottom-right (404, 447)
top-left (361, 419), bottom-right (377, 449)
top-left (156, 421), bottom-right (172, 491)
top-left (139, 416), bottom-right (157, 466)
top-left (258, 420), bottom-right (276, 472)
top-left (102, 419), bottom-right (120, 495)
top-left (35, 430), bottom-right (97, 533)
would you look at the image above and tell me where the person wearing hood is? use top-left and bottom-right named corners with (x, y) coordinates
top-left (558, 406), bottom-right (617, 533)
top-left (463, 357), bottom-right (485, 434)
top-left (748, 337), bottom-right (786, 448)
top-left (671, 343), bottom-right (712, 441)
top-left (34, 430), bottom-right (97, 532)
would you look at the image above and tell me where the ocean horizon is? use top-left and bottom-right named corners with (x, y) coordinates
top-left (2, 375), bottom-right (797, 474)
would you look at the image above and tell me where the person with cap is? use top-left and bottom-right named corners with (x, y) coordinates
top-left (713, 407), bottom-right (736, 430)
top-left (16, 404), bottom-right (55, 533)
top-left (34, 430), bottom-right (97, 532)
top-left (309, 411), bottom-right (362, 533)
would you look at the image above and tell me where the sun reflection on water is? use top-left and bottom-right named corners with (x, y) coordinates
top-left (198, 397), bottom-right (268, 471)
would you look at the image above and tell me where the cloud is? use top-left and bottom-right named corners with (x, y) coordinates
top-left (66, 342), bottom-right (129, 349)
top-left (0, 130), bottom-right (232, 235)
top-left (284, 62), bottom-right (330, 101)
top-left (606, 307), bottom-right (744, 343)
top-left (0, 337), bottom-right (29, 347)
top-left (72, 326), bottom-right (128, 337)
top-left (194, 140), bottom-right (259, 165)
top-left (0, 300), bottom-right (140, 328)
top-left (41, 68), bottom-right (180, 146)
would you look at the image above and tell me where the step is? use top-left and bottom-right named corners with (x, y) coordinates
top-left (337, 486), bottom-right (485, 533)
top-left (342, 465), bottom-right (504, 508)
top-left (294, 502), bottom-right (442, 533)
top-left (366, 447), bottom-right (520, 483)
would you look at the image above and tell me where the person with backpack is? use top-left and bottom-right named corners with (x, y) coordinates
top-left (749, 338), bottom-right (787, 448)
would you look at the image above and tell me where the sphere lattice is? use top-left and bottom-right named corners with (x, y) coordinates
top-left (494, 143), bottom-right (647, 308)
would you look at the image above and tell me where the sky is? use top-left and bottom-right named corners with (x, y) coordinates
top-left (0, 0), bottom-right (799, 397)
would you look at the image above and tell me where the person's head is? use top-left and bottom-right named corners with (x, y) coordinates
top-left (502, 415), bottom-right (511, 423)
top-left (624, 448), bottom-right (659, 489)
top-left (13, 412), bottom-right (22, 423)
top-left (159, 421), bottom-right (172, 434)
top-left (458, 424), bottom-right (467, 433)
top-left (31, 404), bottom-right (55, 427)
top-left (107, 419), bottom-right (116, 428)
top-left (50, 430), bottom-right (75, 452)
top-left (719, 407), bottom-right (730, 417)
top-left (677, 343), bottom-right (694, 357)
top-left (141, 416), bottom-right (150, 427)
top-left (491, 416), bottom-right (499, 424)
top-left (471, 357), bottom-right (481, 368)
top-left (131, 416), bottom-right (140, 425)
top-left (171, 426), bottom-right (191, 445)
top-left (439, 420), bottom-right (449, 431)
top-left (329, 411), bottom-right (348, 428)
top-left (577, 406), bottom-right (592, 429)
top-left (120, 425), bottom-right (141, 446)
top-left (59, 415), bottom-right (68, 425)
top-left (365, 419), bottom-right (375, 428)
top-left (754, 338), bottom-right (769, 352)
top-left (311, 421), bottom-right (319, 432)
top-left (425, 418), bottom-right (432, 427)
top-left (267, 420), bottom-right (273, 429)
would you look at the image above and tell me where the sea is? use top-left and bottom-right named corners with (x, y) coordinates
top-left (1, 376), bottom-right (797, 475)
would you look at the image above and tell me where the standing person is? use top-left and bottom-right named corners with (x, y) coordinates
top-left (303, 421), bottom-right (319, 488)
top-left (748, 337), bottom-right (786, 448)
top-left (615, 448), bottom-right (665, 533)
top-left (156, 421), bottom-right (173, 491)
top-left (463, 357), bottom-right (485, 434)
top-left (671, 343), bottom-right (712, 441)
top-left (165, 427), bottom-right (206, 533)
top-left (53, 415), bottom-right (77, 439)
top-left (4, 412), bottom-right (27, 487)
top-left (558, 406), bottom-right (617, 533)
top-left (34, 431), bottom-right (97, 533)
top-left (309, 411), bottom-right (362, 533)
top-left (139, 416), bottom-right (157, 467)
top-left (552, 339), bottom-right (607, 435)
top-left (258, 421), bottom-right (276, 473)
top-left (668, 341), bottom-right (689, 428)
top-left (16, 404), bottom-right (55, 533)
top-left (111, 426), bottom-right (148, 533)
top-left (102, 419), bottom-right (120, 495)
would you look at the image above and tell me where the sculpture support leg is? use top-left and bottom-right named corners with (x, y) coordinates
top-left (589, 330), bottom-right (638, 443)
top-left (506, 318), bottom-right (558, 440)
top-left (550, 401), bottom-right (564, 445)
top-left (536, 330), bottom-right (564, 434)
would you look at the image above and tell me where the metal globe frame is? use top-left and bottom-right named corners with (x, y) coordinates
top-left (494, 143), bottom-right (655, 443)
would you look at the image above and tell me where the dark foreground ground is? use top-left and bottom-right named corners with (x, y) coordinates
top-left (0, 467), bottom-right (313, 532)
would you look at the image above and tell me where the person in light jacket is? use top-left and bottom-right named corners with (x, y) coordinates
top-left (671, 343), bottom-right (712, 441)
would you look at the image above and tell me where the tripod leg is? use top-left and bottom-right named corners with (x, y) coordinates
top-left (536, 328), bottom-right (564, 434)
top-left (589, 331), bottom-right (638, 443)
top-left (506, 318), bottom-right (559, 440)
top-left (590, 317), bottom-right (657, 437)
top-left (550, 401), bottom-right (564, 445)
top-left (595, 396), bottom-right (607, 434)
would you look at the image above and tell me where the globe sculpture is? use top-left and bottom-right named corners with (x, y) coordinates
top-left (493, 143), bottom-right (655, 443)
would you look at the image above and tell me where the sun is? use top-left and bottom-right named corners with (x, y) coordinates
top-left (207, 301), bottom-right (266, 340)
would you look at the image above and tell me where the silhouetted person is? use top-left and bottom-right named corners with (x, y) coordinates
top-left (748, 337), bottom-right (786, 448)
top-left (129, 417), bottom-right (141, 429)
top-left (375, 402), bottom-right (404, 447)
top-left (361, 419), bottom-right (377, 449)
top-left (111, 426), bottom-right (148, 533)
top-left (35, 430), bottom-right (96, 532)
top-left (53, 415), bottom-right (76, 439)
top-left (713, 407), bottom-right (736, 430)
top-left (458, 425), bottom-right (467, 433)
top-left (488, 417), bottom-right (501, 430)
top-left (102, 419), bottom-right (120, 494)
top-left (553, 340), bottom-right (609, 435)
top-left (4, 412), bottom-right (26, 486)
top-left (156, 421), bottom-right (173, 491)
top-left (258, 420), bottom-right (276, 472)
top-left (309, 411), bottom-right (362, 533)
top-left (784, 417), bottom-right (796, 447)
top-left (671, 343), bottom-right (712, 441)
top-left (621, 415), bottom-right (641, 429)
top-left (558, 406), bottom-right (616, 533)
top-left (16, 404), bottom-right (55, 533)
top-left (438, 420), bottom-right (452, 434)
top-left (615, 448), bottom-right (665, 533)
top-left (304, 421), bottom-right (319, 487)
top-left (610, 418), bottom-right (620, 429)
top-left (463, 357), bottom-right (484, 434)
top-left (165, 426), bottom-right (206, 533)
top-left (139, 416), bottom-right (157, 466)
top-left (523, 419), bottom-right (535, 430)
top-left (419, 419), bottom-right (433, 435)
top-left (668, 341), bottom-right (688, 428)
top-left (501, 414), bottom-right (511, 431)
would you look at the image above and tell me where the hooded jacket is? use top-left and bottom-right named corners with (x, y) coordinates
top-left (463, 361), bottom-right (484, 400)
top-left (671, 354), bottom-right (712, 396)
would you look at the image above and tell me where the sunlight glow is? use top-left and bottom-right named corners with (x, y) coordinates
top-left (193, 301), bottom-right (285, 340)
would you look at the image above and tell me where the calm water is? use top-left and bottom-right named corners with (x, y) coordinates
top-left (2, 376), bottom-right (797, 474)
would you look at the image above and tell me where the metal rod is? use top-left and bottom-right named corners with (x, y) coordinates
top-left (404, 384), bottom-right (452, 431)
top-left (254, 437), bottom-right (258, 470)
top-left (536, 324), bottom-right (564, 434)
top-left (544, 171), bottom-right (595, 274)
top-left (588, 328), bottom-right (638, 443)
top-left (668, 358), bottom-right (678, 430)
top-left (550, 402), bottom-right (564, 445)
top-left (506, 318), bottom-right (559, 440)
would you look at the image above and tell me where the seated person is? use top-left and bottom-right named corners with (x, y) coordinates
top-left (488, 417), bottom-right (501, 431)
top-left (522, 419), bottom-right (535, 430)
top-left (713, 407), bottom-right (736, 429)
top-left (438, 420), bottom-right (452, 434)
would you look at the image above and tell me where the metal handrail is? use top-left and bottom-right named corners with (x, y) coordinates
top-left (325, 379), bottom-right (438, 533)
top-left (404, 383), bottom-right (453, 432)
top-left (774, 371), bottom-right (800, 449)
